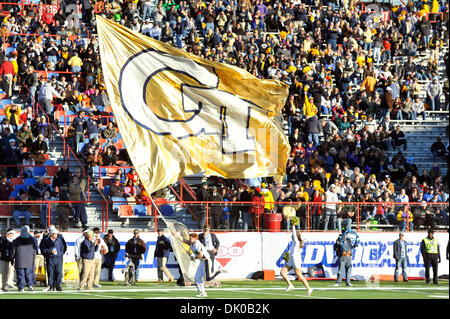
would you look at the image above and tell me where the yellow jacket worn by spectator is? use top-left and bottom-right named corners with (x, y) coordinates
top-left (303, 92), bottom-right (317, 118)
top-left (5, 104), bottom-right (22, 126)
top-left (361, 74), bottom-right (377, 93)
top-left (260, 183), bottom-right (275, 212)
top-left (68, 55), bottom-right (83, 67)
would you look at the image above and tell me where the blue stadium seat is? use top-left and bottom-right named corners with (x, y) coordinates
top-left (33, 166), bottom-right (47, 176)
top-left (1, 99), bottom-right (12, 106)
top-left (9, 190), bottom-right (19, 199)
top-left (103, 185), bottom-right (110, 197)
top-left (23, 178), bottom-right (37, 187)
top-left (43, 160), bottom-right (55, 166)
top-left (77, 142), bottom-right (86, 153)
top-left (93, 167), bottom-right (107, 179)
top-left (5, 48), bottom-right (16, 56)
top-left (133, 205), bottom-right (148, 216)
top-left (14, 184), bottom-right (28, 193)
top-left (111, 197), bottom-right (126, 211)
top-left (160, 204), bottom-right (174, 216)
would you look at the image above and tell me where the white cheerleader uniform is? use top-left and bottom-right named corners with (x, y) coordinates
top-left (286, 225), bottom-right (303, 270)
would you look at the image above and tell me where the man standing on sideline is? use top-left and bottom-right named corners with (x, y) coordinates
top-left (11, 226), bottom-right (38, 292)
top-left (199, 225), bottom-right (220, 273)
top-left (74, 228), bottom-right (89, 281)
top-left (125, 229), bottom-right (147, 283)
top-left (0, 228), bottom-right (15, 292)
top-left (33, 230), bottom-right (46, 286)
top-left (393, 233), bottom-right (409, 282)
top-left (420, 229), bottom-right (441, 284)
top-left (78, 230), bottom-right (99, 291)
top-left (154, 228), bottom-right (174, 283)
top-left (40, 228), bottom-right (67, 291)
top-left (102, 229), bottom-right (120, 282)
top-left (92, 227), bottom-right (108, 288)
top-left (334, 227), bottom-right (360, 287)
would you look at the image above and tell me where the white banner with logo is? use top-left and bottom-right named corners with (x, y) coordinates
top-left (57, 231), bottom-right (448, 281)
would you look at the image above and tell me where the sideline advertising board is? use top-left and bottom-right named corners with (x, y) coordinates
top-left (58, 231), bottom-right (449, 281)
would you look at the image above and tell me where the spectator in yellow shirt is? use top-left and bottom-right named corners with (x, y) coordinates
top-left (68, 52), bottom-right (83, 73)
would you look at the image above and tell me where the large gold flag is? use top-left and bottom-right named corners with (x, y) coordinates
top-left (96, 16), bottom-right (291, 194)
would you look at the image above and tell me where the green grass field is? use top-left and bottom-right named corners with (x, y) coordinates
top-left (0, 280), bottom-right (448, 299)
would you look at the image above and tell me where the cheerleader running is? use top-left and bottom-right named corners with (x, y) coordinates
top-left (280, 223), bottom-right (313, 296)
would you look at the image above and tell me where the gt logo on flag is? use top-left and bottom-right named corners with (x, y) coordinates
top-left (118, 50), bottom-right (256, 154)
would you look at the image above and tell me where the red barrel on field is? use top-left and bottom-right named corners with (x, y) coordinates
top-left (264, 213), bottom-right (282, 232)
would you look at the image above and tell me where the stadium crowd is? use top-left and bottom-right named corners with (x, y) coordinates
top-left (0, 0), bottom-right (449, 232)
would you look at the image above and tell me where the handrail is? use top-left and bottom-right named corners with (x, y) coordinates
top-left (179, 178), bottom-right (197, 201)
top-left (167, 184), bottom-right (200, 223)
top-left (1, 200), bottom-right (447, 232)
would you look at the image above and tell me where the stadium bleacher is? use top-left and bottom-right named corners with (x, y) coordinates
top-left (0, 0), bottom-right (448, 232)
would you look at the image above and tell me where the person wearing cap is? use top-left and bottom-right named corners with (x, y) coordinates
top-left (0, 228), bottom-right (16, 292)
top-left (84, 112), bottom-right (100, 142)
top-left (324, 184), bottom-right (339, 231)
top-left (40, 227), bottom-right (67, 291)
top-left (78, 230), bottom-right (100, 291)
top-left (92, 227), bottom-right (108, 288)
top-left (11, 226), bottom-right (38, 292)
top-left (249, 187), bottom-right (265, 230)
top-left (393, 232), bottom-right (409, 282)
top-left (420, 229), bottom-right (441, 284)
top-left (208, 186), bottom-right (223, 229)
top-left (154, 228), bottom-right (174, 283)
top-left (102, 229), bottom-right (120, 282)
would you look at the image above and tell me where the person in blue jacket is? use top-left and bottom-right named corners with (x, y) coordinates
top-left (78, 230), bottom-right (99, 291)
top-left (40, 228), bottom-right (67, 291)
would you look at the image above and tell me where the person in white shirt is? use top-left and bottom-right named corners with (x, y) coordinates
top-left (38, 81), bottom-right (62, 116)
top-left (74, 228), bottom-right (89, 280)
top-left (180, 233), bottom-right (225, 297)
top-left (92, 228), bottom-right (108, 288)
top-left (324, 184), bottom-right (339, 231)
top-left (280, 223), bottom-right (313, 295)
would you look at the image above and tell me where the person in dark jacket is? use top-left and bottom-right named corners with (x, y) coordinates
top-left (52, 163), bottom-right (71, 190)
top-left (209, 186), bottom-right (223, 229)
top-left (0, 229), bottom-right (15, 292)
top-left (196, 182), bottom-right (211, 229)
top-left (154, 228), bottom-right (174, 283)
top-left (102, 229), bottom-right (121, 282)
top-left (40, 228), bottom-right (67, 291)
top-left (11, 226), bottom-right (38, 292)
top-left (125, 229), bottom-right (147, 282)
top-left (78, 230), bottom-right (99, 291)
top-left (199, 225), bottom-right (220, 273)
top-left (306, 115), bottom-right (322, 147)
top-left (393, 232), bottom-right (409, 282)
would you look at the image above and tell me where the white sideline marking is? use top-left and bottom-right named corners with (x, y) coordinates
top-left (30, 286), bottom-right (449, 294)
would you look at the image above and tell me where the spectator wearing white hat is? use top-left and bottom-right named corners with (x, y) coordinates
top-left (92, 227), bottom-right (108, 288)
top-left (0, 228), bottom-right (16, 292)
top-left (40, 227), bottom-right (67, 292)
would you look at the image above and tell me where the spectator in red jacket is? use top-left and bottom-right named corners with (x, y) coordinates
top-left (250, 187), bottom-right (265, 230)
top-left (0, 59), bottom-right (16, 98)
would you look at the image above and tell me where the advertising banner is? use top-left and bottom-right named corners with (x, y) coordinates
top-left (58, 231), bottom-right (449, 281)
